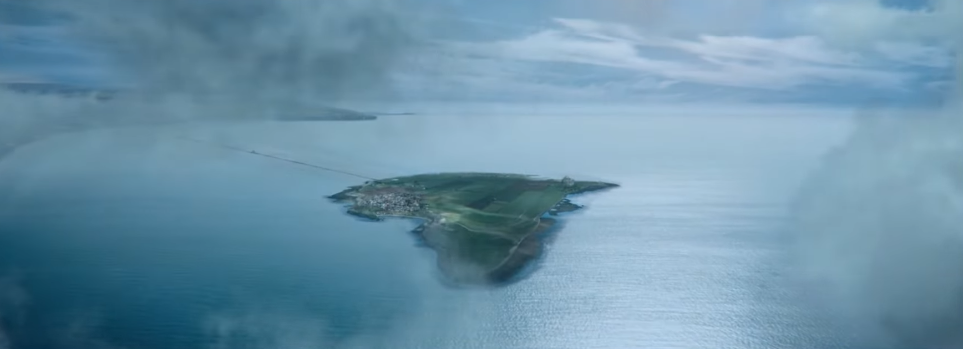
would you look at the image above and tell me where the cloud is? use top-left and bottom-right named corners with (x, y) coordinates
top-left (4, 0), bottom-right (956, 104)
top-left (451, 17), bottom-right (911, 93)
top-left (800, 0), bottom-right (960, 98)
top-left (0, 321), bottom-right (7, 349)
top-left (551, 0), bottom-right (774, 37)
top-left (407, 0), bottom-right (956, 104)
top-left (55, 311), bottom-right (130, 349)
top-left (0, 72), bottom-right (26, 83)
top-left (874, 41), bottom-right (954, 68)
top-left (198, 289), bottom-right (501, 349)
top-left (42, 0), bottom-right (420, 102)
top-left (791, 108), bottom-right (963, 347)
top-left (802, 0), bottom-right (962, 48)
top-left (397, 46), bottom-right (697, 103)
top-left (2, 0), bottom-right (435, 167)
top-left (789, 0), bottom-right (963, 347)
top-left (0, 272), bottom-right (29, 349)
top-left (553, 18), bottom-right (865, 66)
top-left (0, 1), bottom-right (68, 26)
top-left (203, 311), bottom-right (336, 349)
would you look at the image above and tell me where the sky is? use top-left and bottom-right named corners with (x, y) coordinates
top-left (0, 0), bottom-right (959, 106)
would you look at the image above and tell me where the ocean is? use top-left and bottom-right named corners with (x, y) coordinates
top-left (0, 111), bottom-right (857, 348)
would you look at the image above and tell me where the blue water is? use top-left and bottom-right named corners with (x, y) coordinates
top-left (0, 113), bottom-right (855, 348)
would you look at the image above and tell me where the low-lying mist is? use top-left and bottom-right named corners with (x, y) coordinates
top-left (790, 15), bottom-right (963, 349)
top-left (5, 1), bottom-right (963, 348)
top-left (50, 0), bottom-right (419, 104)
top-left (791, 106), bottom-right (963, 347)
top-left (1, 0), bottom-right (428, 155)
top-left (1, 2), bottom-right (447, 348)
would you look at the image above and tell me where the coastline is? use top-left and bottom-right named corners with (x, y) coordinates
top-left (484, 217), bottom-right (556, 284)
top-left (482, 188), bottom-right (614, 284)
top-left (405, 193), bottom-right (602, 285)
top-left (328, 174), bottom-right (619, 286)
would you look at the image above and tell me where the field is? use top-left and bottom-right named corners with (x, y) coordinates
top-left (431, 224), bottom-right (516, 271)
top-left (383, 173), bottom-right (575, 224)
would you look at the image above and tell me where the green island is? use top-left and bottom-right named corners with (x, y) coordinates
top-left (329, 172), bottom-right (617, 285)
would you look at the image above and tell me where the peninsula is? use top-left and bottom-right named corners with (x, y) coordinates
top-left (329, 172), bottom-right (617, 285)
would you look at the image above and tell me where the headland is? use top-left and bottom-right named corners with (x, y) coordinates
top-left (329, 172), bottom-right (617, 285)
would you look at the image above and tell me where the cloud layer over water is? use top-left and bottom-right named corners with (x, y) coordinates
top-left (1, 0), bottom-right (426, 158)
top-left (48, 0), bottom-right (418, 104)
top-left (790, 1), bottom-right (963, 347)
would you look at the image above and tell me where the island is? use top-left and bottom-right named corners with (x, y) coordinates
top-left (329, 172), bottom-right (618, 285)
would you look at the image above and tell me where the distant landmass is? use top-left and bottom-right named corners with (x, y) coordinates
top-left (0, 81), bottom-right (393, 159)
top-left (0, 81), bottom-right (384, 121)
top-left (329, 172), bottom-right (617, 285)
top-left (1, 81), bottom-right (118, 100)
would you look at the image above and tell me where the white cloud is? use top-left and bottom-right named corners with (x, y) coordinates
top-left (5, 0), bottom-right (955, 104)
top-left (802, 0), bottom-right (962, 48)
top-left (925, 80), bottom-right (954, 91)
top-left (657, 80), bottom-right (680, 89)
top-left (554, 18), bottom-right (862, 66)
top-left (875, 41), bottom-right (953, 68)
top-left (797, 0), bottom-right (959, 92)
top-left (397, 54), bottom-right (669, 102)
top-left (449, 18), bottom-right (909, 91)
top-left (421, 0), bottom-right (961, 103)
top-left (679, 35), bottom-right (862, 66)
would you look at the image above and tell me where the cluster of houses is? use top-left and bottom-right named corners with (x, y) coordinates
top-left (355, 190), bottom-right (424, 216)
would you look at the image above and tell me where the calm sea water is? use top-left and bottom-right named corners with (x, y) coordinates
top-left (0, 112), bottom-right (855, 348)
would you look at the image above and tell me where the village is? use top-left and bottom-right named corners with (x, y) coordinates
top-left (352, 189), bottom-right (425, 217)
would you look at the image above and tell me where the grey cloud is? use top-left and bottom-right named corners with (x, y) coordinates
top-left (45, 0), bottom-right (423, 106)
top-left (791, 111), bottom-right (963, 347)
top-left (802, 0), bottom-right (962, 49)
top-left (0, 272), bottom-right (29, 349)
top-left (59, 312), bottom-right (134, 349)
top-left (954, 49), bottom-right (963, 102)
top-left (203, 311), bottom-right (337, 349)
top-left (0, 319), bottom-right (7, 349)
top-left (555, 0), bottom-right (770, 36)
top-left (0, 1), bottom-right (69, 26)
top-left (199, 295), bottom-right (500, 349)
top-left (790, 1), bottom-right (963, 347)
top-left (2, 0), bottom-right (439, 162)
